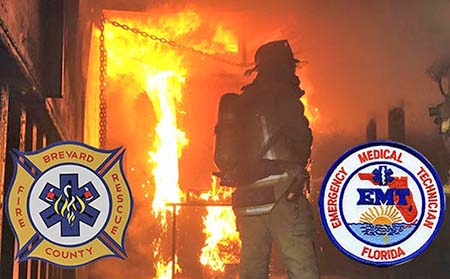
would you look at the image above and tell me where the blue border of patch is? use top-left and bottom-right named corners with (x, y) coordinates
top-left (318, 140), bottom-right (446, 266)
top-left (5, 141), bottom-right (134, 269)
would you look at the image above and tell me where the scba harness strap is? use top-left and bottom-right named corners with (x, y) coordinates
top-left (232, 168), bottom-right (309, 217)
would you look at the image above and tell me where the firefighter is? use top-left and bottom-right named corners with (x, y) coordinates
top-left (214, 40), bottom-right (319, 279)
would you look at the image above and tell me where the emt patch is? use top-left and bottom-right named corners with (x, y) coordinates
top-left (319, 141), bottom-right (445, 266)
top-left (6, 141), bottom-right (133, 268)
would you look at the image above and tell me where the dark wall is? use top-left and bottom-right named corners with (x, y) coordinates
top-left (0, 0), bottom-right (63, 98)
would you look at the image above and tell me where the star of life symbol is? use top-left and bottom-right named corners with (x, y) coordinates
top-left (6, 141), bottom-right (133, 268)
top-left (39, 173), bottom-right (100, 237)
top-left (372, 166), bottom-right (394, 186)
top-left (319, 141), bottom-right (445, 266)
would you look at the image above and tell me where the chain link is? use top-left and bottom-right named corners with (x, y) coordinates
top-left (103, 17), bottom-right (253, 68)
top-left (98, 14), bottom-right (108, 148)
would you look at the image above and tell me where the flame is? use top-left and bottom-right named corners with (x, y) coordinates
top-left (54, 189), bottom-right (86, 226)
top-left (154, 256), bottom-right (182, 279)
top-left (301, 94), bottom-right (319, 126)
top-left (199, 177), bottom-right (241, 273)
top-left (298, 69), bottom-right (319, 127)
top-left (146, 71), bottom-right (187, 278)
top-left (147, 71), bottom-right (188, 222)
top-left (102, 9), bottom-right (239, 278)
top-left (212, 24), bottom-right (240, 54)
top-left (98, 8), bottom-right (318, 278)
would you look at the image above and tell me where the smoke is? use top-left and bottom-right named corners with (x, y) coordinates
top-left (96, 0), bottom-right (450, 130)
top-left (175, 0), bottom-right (450, 174)
top-left (94, 0), bottom-right (450, 138)
top-left (83, 0), bottom-right (450, 278)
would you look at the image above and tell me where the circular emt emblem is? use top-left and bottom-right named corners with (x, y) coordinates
top-left (6, 141), bottom-right (133, 268)
top-left (319, 141), bottom-right (445, 266)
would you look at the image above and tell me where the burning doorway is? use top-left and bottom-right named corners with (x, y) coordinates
top-left (85, 8), bottom-right (248, 279)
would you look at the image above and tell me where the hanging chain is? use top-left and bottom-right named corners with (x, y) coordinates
top-left (103, 17), bottom-right (253, 68)
top-left (99, 14), bottom-right (108, 148)
top-left (98, 16), bottom-right (253, 147)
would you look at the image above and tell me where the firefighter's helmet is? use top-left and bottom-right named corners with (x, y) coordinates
top-left (254, 40), bottom-right (299, 71)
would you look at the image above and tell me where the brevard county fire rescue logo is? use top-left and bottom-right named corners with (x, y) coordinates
top-left (6, 141), bottom-right (133, 268)
top-left (319, 141), bottom-right (445, 266)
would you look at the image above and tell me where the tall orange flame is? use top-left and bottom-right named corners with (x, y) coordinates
top-left (146, 71), bottom-right (187, 279)
top-left (147, 71), bottom-right (187, 221)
